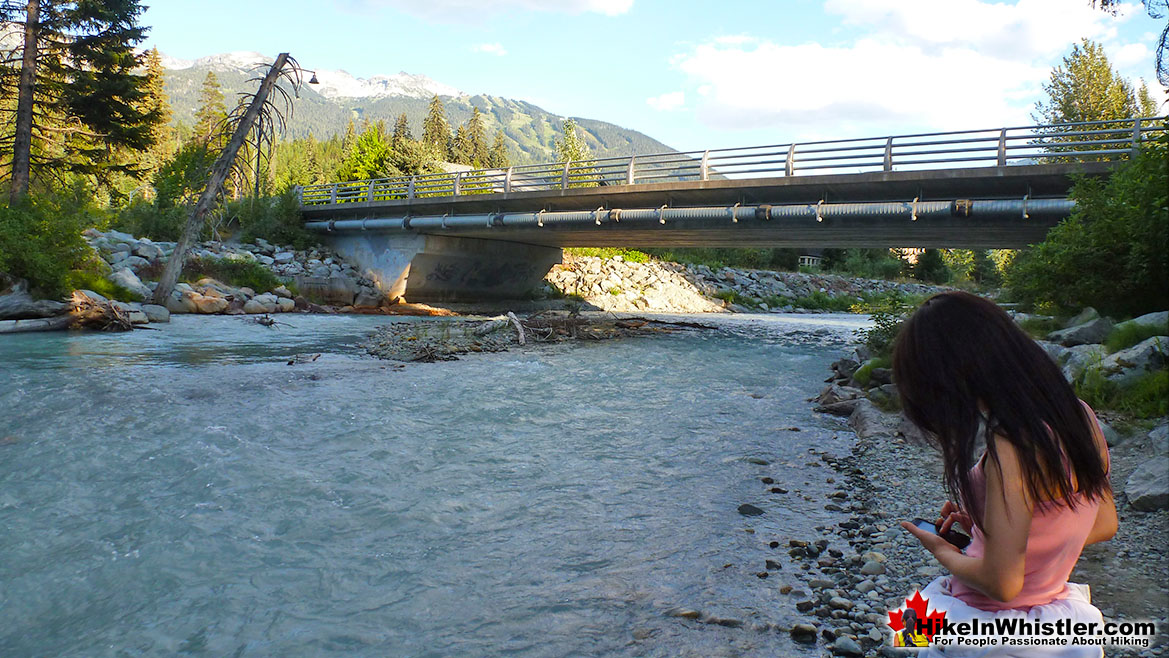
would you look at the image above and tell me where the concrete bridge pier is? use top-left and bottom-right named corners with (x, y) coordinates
top-left (323, 233), bottom-right (562, 303)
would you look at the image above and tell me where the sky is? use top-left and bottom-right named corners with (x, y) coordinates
top-left (141, 0), bottom-right (1167, 152)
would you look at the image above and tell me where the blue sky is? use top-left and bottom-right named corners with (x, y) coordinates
top-left (142, 0), bottom-right (1166, 152)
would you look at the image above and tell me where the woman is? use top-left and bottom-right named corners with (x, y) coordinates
top-left (892, 292), bottom-right (1117, 657)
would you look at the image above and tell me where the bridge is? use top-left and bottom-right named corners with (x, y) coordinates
top-left (296, 117), bottom-right (1165, 301)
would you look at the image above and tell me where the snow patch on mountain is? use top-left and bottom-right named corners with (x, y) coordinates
top-left (159, 50), bottom-right (463, 99)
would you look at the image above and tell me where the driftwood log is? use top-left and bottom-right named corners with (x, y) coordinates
top-left (0, 291), bottom-right (136, 334)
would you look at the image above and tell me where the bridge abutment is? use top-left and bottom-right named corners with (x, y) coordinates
top-left (324, 233), bottom-right (561, 303)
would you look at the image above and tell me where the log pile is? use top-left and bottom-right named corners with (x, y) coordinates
top-left (0, 286), bottom-right (137, 334)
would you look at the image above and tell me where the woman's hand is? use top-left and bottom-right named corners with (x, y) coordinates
top-left (901, 520), bottom-right (962, 559)
top-left (935, 500), bottom-right (972, 535)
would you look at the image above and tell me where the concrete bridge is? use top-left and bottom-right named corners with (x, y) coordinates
top-left (297, 117), bottom-right (1164, 301)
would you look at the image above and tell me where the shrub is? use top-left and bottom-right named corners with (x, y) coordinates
top-left (564, 247), bottom-right (651, 263)
top-left (111, 200), bottom-right (187, 242)
top-left (1006, 129), bottom-right (1168, 316)
top-left (233, 190), bottom-right (316, 250)
top-left (852, 356), bottom-right (893, 387)
top-left (1076, 367), bottom-right (1168, 418)
top-left (857, 292), bottom-right (920, 358)
top-left (0, 194), bottom-right (102, 299)
top-left (1017, 316), bottom-right (1062, 340)
top-left (1105, 322), bottom-right (1169, 353)
top-left (183, 257), bottom-right (282, 293)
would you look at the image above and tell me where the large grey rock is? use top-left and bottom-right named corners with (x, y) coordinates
top-left (1113, 311), bottom-right (1169, 335)
top-left (1034, 340), bottom-right (1069, 365)
top-left (353, 288), bottom-right (384, 308)
top-left (1100, 336), bottom-right (1168, 385)
top-left (293, 275), bottom-right (357, 306)
top-left (1048, 317), bottom-right (1113, 347)
top-left (1126, 456), bottom-right (1169, 511)
top-left (897, 415), bottom-right (929, 443)
top-left (273, 251), bottom-right (295, 264)
top-left (1066, 307), bottom-right (1100, 328)
top-left (141, 304), bottom-right (170, 323)
top-left (0, 281), bottom-right (68, 320)
top-left (1062, 344), bottom-right (1108, 381)
top-left (107, 268), bottom-right (151, 300)
top-left (1148, 421), bottom-right (1168, 454)
top-left (133, 242), bottom-right (164, 261)
top-left (848, 399), bottom-right (899, 439)
top-left (242, 299), bottom-right (269, 314)
top-left (817, 384), bottom-right (864, 406)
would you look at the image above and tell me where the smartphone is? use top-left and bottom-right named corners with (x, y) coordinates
top-left (913, 517), bottom-right (972, 550)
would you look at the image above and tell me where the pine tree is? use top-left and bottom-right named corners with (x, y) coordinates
top-left (139, 47), bottom-right (175, 179)
top-left (2, 0), bottom-right (163, 202)
top-left (451, 123), bottom-right (472, 165)
top-left (1033, 40), bottom-right (1137, 126)
top-left (1136, 81), bottom-right (1159, 117)
top-left (467, 106), bottom-right (488, 167)
top-left (392, 112), bottom-right (411, 151)
top-left (487, 129), bottom-right (509, 168)
top-left (554, 119), bottom-right (599, 187)
top-left (341, 118), bottom-right (357, 152)
top-left (421, 95), bottom-right (451, 158)
top-left (193, 71), bottom-right (227, 147)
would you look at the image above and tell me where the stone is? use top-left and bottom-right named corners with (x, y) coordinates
top-left (251, 293), bottom-right (278, 313)
top-left (1047, 317), bottom-right (1113, 347)
top-left (1097, 419), bottom-right (1121, 447)
top-left (1150, 422), bottom-right (1169, 454)
top-left (737, 503), bottom-right (765, 516)
top-left (848, 399), bottom-right (899, 439)
top-left (816, 399), bottom-right (862, 416)
top-left (353, 288), bottom-right (384, 308)
top-left (790, 623), bottom-right (818, 643)
top-left (133, 242), bottom-right (164, 261)
top-left (1100, 336), bottom-right (1168, 385)
top-left (856, 580), bottom-right (877, 594)
top-left (193, 294), bottom-right (228, 314)
top-left (1066, 307), bottom-right (1100, 328)
top-left (869, 367), bottom-right (893, 386)
top-left (1062, 344), bottom-right (1108, 381)
top-left (141, 304), bottom-right (170, 323)
top-left (107, 268), bottom-right (151, 301)
top-left (1113, 311), bottom-right (1168, 335)
top-left (293, 275), bottom-right (357, 306)
top-left (272, 285), bottom-right (293, 298)
top-left (828, 597), bottom-right (854, 611)
top-left (242, 299), bottom-right (269, 314)
top-left (1035, 340), bottom-right (1070, 365)
top-left (1126, 456), bottom-right (1168, 511)
top-left (897, 415), bottom-right (929, 443)
top-left (831, 636), bottom-right (863, 656)
top-left (127, 310), bottom-right (149, 324)
top-left (276, 297), bottom-right (295, 313)
top-left (166, 291), bottom-right (197, 314)
top-left (860, 561), bottom-right (886, 575)
top-left (273, 251), bottom-right (295, 264)
top-left (0, 281), bottom-right (68, 320)
top-left (107, 250), bottom-right (130, 264)
top-left (817, 384), bottom-right (864, 406)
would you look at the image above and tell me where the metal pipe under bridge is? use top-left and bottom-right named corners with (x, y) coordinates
top-left (293, 117), bottom-right (1164, 301)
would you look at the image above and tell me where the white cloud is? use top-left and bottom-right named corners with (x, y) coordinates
top-left (473, 42), bottom-right (508, 56)
top-left (1110, 42), bottom-right (1150, 68)
top-left (647, 91), bottom-right (686, 111)
top-left (669, 0), bottom-right (1151, 137)
top-left (345, 0), bottom-right (632, 18)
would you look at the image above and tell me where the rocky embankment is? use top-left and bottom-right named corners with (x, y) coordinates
top-left (545, 254), bottom-right (946, 314)
top-left (787, 307), bottom-right (1169, 656)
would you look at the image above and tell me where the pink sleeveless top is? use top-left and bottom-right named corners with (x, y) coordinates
top-left (949, 402), bottom-right (1110, 612)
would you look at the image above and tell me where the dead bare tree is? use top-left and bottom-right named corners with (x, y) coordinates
top-left (153, 52), bottom-right (307, 305)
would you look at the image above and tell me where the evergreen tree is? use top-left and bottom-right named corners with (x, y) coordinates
top-left (340, 118), bottom-right (357, 152)
top-left (2, 0), bottom-right (163, 202)
top-left (392, 112), bottom-right (412, 151)
top-left (554, 119), bottom-right (598, 187)
top-left (139, 47), bottom-right (175, 179)
top-left (1033, 40), bottom-right (1137, 126)
top-left (193, 71), bottom-right (227, 147)
top-left (421, 95), bottom-right (451, 158)
top-left (1136, 81), bottom-right (1159, 117)
top-left (451, 123), bottom-right (472, 165)
top-left (467, 106), bottom-right (488, 167)
top-left (337, 125), bottom-right (396, 181)
top-left (487, 129), bottom-right (510, 168)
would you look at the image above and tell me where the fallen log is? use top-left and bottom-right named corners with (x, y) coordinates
top-left (0, 291), bottom-right (136, 334)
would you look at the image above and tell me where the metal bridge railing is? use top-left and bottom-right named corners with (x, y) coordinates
top-left (298, 116), bottom-right (1167, 207)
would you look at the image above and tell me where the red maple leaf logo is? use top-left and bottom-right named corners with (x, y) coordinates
top-left (887, 590), bottom-right (948, 641)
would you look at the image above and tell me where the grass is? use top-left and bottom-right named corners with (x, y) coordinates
top-left (1076, 367), bottom-right (1168, 418)
top-left (852, 356), bottom-right (893, 388)
top-left (1105, 322), bottom-right (1169, 353)
top-left (181, 257), bottom-right (283, 294)
top-left (64, 269), bottom-right (141, 302)
top-left (564, 247), bottom-right (651, 263)
top-left (1017, 316), bottom-right (1062, 339)
top-left (714, 290), bottom-right (759, 308)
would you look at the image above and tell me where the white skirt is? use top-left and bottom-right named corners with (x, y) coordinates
top-left (916, 576), bottom-right (1104, 658)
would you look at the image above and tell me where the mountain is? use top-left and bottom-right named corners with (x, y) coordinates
top-left (160, 51), bottom-right (676, 165)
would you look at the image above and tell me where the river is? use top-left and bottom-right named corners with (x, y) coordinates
top-left (0, 313), bottom-right (871, 657)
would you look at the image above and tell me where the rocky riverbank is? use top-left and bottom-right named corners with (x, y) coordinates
top-left (779, 307), bottom-right (1169, 657)
top-left (545, 254), bottom-right (947, 314)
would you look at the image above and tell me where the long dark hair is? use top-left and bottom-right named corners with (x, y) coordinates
top-left (892, 291), bottom-right (1109, 532)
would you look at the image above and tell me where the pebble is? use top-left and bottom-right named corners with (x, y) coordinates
top-left (737, 503), bottom-right (765, 516)
top-left (831, 636), bottom-right (864, 656)
top-left (860, 561), bottom-right (886, 575)
top-left (790, 623), bottom-right (818, 643)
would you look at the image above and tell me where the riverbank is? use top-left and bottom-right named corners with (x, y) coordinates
top-left (784, 342), bottom-right (1169, 656)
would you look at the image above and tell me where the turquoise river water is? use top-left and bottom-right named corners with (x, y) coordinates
top-left (0, 313), bottom-right (871, 657)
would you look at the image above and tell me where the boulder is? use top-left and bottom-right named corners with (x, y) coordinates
top-left (1035, 340), bottom-right (1069, 365)
top-left (107, 268), bottom-right (151, 301)
top-left (1065, 307), bottom-right (1100, 328)
top-left (1061, 344), bottom-right (1108, 381)
top-left (1113, 311), bottom-right (1169, 335)
top-left (897, 415), bottom-right (929, 443)
top-left (353, 288), bottom-right (384, 308)
top-left (107, 250), bottom-right (130, 264)
top-left (272, 285), bottom-right (293, 298)
top-left (1047, 317), bottom-right (1113, 347)
top-left (0, 280), bottom-right (68, 320)
top-left (817, 384), bottom-right (864, 406)
top-left (132, 242), bottom-right (164, 261)
top-left (141, 304), bottom-right (170, 323)
top-left (293, 275), bottom-right (357, 306)
top-left (251, 293), bottom-right (278, 313)
top-left (1150, 422), bottom-right (1168, 454)
top-left (273, 251), bottom-right (295, 264)
top-left (816, 399), bottom-right (863, 416)
top-left (192, 294), bottom-right (228, 314)
top-left (276, 297), bottom-right (295, 313)
top-left (1099, 336), bottom-right (1168, 385)
top-left (242, 299), bottom-right (269, 314)
top-left (848, 399), bottom-right (899, 439)
top-left (165, 290), bottom-right (196, 314)
top-left (1126, 456), bottom-right (1169, 511)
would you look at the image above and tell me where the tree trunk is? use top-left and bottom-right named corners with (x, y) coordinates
top-left (9, 0), bottom-right (40, 205)
top-left (153, 53), bottom-right (290, 305)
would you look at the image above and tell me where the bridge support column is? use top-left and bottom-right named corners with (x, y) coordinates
top-left (323, 233), bottom-right (562, 303)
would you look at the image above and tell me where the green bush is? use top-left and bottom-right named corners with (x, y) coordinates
top-left (0, 194), bottom-right (103, 299)
top-left (1006, 128), bottom-right (1168, 316)
top-left (64, 265), bottom-right (140, 302)
top-left (853, 356), bottom-right (893, 387)
top-left (564, 247), bottom-right (651, 263)
top-left (714, 289), bottom-right (759, 307)
top-left (1076, 367), bottom-right (1168, 418)
top-left (824, 248), bottom-right (908, 280)
top-left (857, 292), bottom-right (920, 358)
top-left (1105, 322), bottom-right (1169, 353)
top-left (182, 256), bottom-right (282, 293)
top-left (111, 200), bottom-right (187, 242)
top-left (644, 247), bottom-right (798, 271)
top-left (1017, 316), bottom-right (1062, 339)
top-left (233, 190), bottom-right (316, 250)
top-left (790, 291), bottom-right (855, 311)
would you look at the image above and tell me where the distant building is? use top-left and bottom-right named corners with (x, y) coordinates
top-left (798, 249), bottom-right (824, 268)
